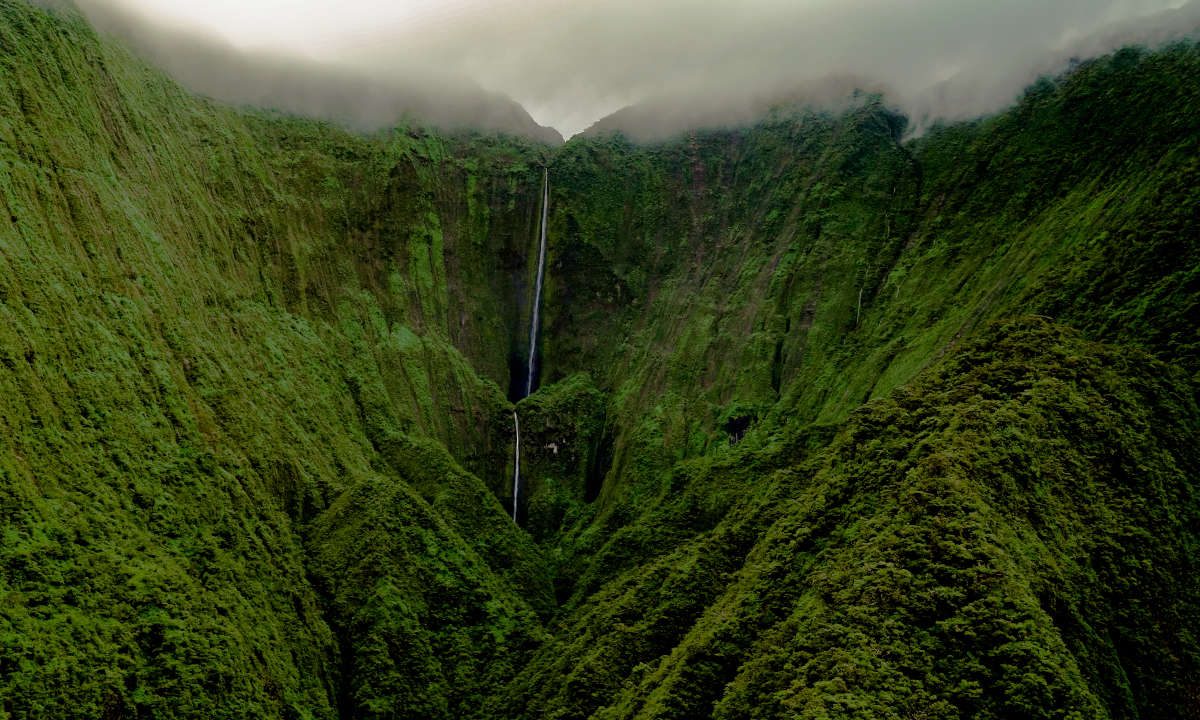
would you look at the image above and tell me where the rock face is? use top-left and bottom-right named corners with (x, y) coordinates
top-left (2, 3), bottom-right (1200, 718)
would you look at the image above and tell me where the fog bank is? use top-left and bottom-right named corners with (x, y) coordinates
top-left (69, 0), bottom-right (562, 142)
top-left (55, 0), bottom-right (1200, 140)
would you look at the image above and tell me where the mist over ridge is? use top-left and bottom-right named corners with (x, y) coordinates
top-left (61, 0), bottom-right (563, 143)
top-left (298, 0), bottom-right (1200, 139)
top-left (48, 0), bottom-right (1200, 142)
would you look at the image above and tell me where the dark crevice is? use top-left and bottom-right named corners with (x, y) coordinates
top-left (585, 423), bottom-right (616, 503)
top-left (506, 351), bottom-right (527, 403)
top-left (771, 339), bottom-right (785, 396)
top-left (724, 415), bottom-right (755, 445)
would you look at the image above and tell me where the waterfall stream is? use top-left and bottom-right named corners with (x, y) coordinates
top-left (526, 167), bottom-right (550, 397)
top-left (511, 410), bottom-right (521, 522)
top-left (512, 168), bottom-right (549, 523)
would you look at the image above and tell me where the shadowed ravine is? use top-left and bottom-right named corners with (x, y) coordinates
top-left (511, 167), bottom-right (551, 524)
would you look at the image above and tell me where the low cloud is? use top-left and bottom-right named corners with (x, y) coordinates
top-left (60, 0), bottom-right (1200, 141)
top-left (67, 0), bottom-right (562, 142)
top-left (339, 0), bottom-right (1200, 139)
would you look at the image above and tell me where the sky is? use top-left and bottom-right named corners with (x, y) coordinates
top-left (78, 0), bottom-right (1200, 138)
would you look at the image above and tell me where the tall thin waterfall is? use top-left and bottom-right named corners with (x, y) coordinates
top-left (526, 168), bottom-right (550, 397)
top-left (512, 168), bottom-right (549, 524)
top-left (511, 410), bottom-right (521, 522)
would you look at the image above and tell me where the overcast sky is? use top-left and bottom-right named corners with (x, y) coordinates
top-left (82, 0), bottom-right (1200, 137)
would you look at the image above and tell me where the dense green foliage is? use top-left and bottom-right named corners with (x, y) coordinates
top-left (1, 2), bottom-right (1199, 718)
top-left (0, 3), bottom-right (551, 717)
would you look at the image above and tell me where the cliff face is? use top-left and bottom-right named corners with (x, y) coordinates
top-left (2, 2), bottom-right (1199, 718)
top-left (515, 46), bottom-right (1200, 720)
top-left (0, 3), bottom-right (553, 717)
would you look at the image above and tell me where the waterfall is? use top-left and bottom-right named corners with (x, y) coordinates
top-left (526, 167), bottom-right (550, 397)
top-left (511, 410), bottom-right (521, 523)
top-left (512, 168), bottom-right (548, 524)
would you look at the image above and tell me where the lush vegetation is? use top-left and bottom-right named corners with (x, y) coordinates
top-left (1, 1), bottom-right (1198, 718)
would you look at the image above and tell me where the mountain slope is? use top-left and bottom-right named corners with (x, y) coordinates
top-left (1, 2), bottom-right (1199, 719)
top-left (0, 2), bottom-right (553, 717)
top-left (508, 42), bottom-right (1200, 720)
top-left (504, 321), bottom-right (1200, 720)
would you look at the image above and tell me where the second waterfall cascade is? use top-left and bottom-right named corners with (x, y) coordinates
top-left (512, 168), bottom-right (550, 523)
top-left (511, 410), bottom-right (521, 523)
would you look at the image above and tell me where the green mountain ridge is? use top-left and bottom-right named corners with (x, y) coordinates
top-left (1, 2), bottom-right (1198, 719)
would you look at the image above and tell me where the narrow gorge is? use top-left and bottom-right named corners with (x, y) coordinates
top-left (510, 167), bottom-right (551, 524)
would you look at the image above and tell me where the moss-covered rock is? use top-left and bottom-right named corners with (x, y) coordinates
top-left (512, 374), bottom-right (608, 541)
